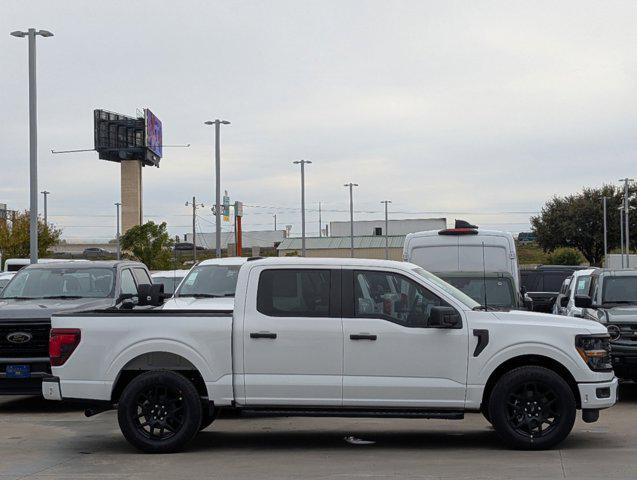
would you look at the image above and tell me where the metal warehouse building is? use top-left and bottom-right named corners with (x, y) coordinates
top-left (277, 235), bottom-right (407, 260)
top-left (329, 218), bottom-right (446, 237)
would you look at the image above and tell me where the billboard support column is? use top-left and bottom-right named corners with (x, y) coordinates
top-left (121, 160), bottom-right (143, 233)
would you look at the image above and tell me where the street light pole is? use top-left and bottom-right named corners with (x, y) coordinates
top-left (204, 119), bottom-right (231, 258)
top-left (344, 183), bottom-right (358, 258)
top-left (603, 196), bottom-right (608, 265)
top-left (381, 200), bottom-right (392, 260)
top-left (114, 202), bottom-right (121, 260)
top-left (185, 197), bottom-right (204, 262)
top-left (293, 160), bottom-right (312, 256)
top-left (619, 205), bottom-right (625, 268)
top-left (11, 28), bottom-right (54, 264)
top-left (619, 178), bottom-right (634, 267)
top-left (41, 190), bottom-right (49, 225)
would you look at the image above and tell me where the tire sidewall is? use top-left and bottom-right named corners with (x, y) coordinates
top-left (489, 366), bottom-right (576, 450)
top-left (118, 370), bottom-right (202, 453)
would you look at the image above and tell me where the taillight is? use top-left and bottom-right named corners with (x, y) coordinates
top-left (49, 328), bottom-right (81, 367)
top-left (438, 228), bottom-right (479, 235)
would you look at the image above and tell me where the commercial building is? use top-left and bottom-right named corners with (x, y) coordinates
top-left (329, 218), bottom-right (446, 237)
top-left (277, 235), bottom-right (406, 260)
top-left (184, 230), bottom-right (286, 250)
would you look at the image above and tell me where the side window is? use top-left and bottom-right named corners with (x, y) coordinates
top-left (120, 269), bottom-right (137, 295)
top-left (257, 269), bottom-right (331, 317)
top-left (544, 273), bottom-right (567, 292)
top-left (132, 268), bottom-right (151, 285)
top-left (354, 270), bottom-right (451, 327)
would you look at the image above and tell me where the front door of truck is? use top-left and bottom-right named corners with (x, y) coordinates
top-left (342, 268), bottom-right (468, 408)
top-left (242, 266), bottom-right (343, 406)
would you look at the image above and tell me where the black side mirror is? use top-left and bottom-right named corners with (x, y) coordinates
top-left (559, 296), bottom-right (569, 308)
top-left (427, 306), bottom-right (462, 329)
top-left (137, 283), bottom-right (165, 307)
top-left (574, 295), bottom-right (592, 309)
top-left (520, 285), bottom-right (527, 296)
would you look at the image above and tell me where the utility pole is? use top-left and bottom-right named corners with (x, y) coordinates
top-left (204, 119), bottom-right (231, 258)
top-left (619, 205), bottom-right (625, 268)
top-left (603, 196), bottom-right (608, 266)
top-left (619, 178), bottom-right (634, 267)
top-left (41, 190), bottom-right (49, 225)
top-left (185, 196), bottom-right (204, 262)
top-left (11, 28), bottom-right (54, 264)
top-left (273, 214), bottom-right (277, 231)
top-left (344, 183), bottom-right (358, 257)
top-left (293, 160), bottom-right (312, 256)
top-left (318, 202), bottom-right (322, 237)
top-left (381, 200), bottom-right (392, 260)
top-left (114, 202), bottom-right (121, 260)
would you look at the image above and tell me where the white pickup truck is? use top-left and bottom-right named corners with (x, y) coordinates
top-left (42, 258), bottom-right (617, 453)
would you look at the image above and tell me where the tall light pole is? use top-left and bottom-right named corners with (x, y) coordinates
top-left (41, 190), bottom-right (49, 225)
top-left (603, 196), bottom-right (608, 265)
top-left (344, 183), bottom-right (358, 257)
top-left (619, 178), bottom-right (634, 267)
top-left (619, 205), bottom-right (625, 268)
top-left (293, 160), bottom-right (311, 256)
top-left (114, 202), bottom-right (121, 260)
top-left (381, 200), bottom-right (392, 259)
top-left (186, 197), bottom-right (204, 262)
top-left (204, 119), bottom-right (230, 258)
top-left (273, 214), bottom-right (277, 231)
top-left (11, 28), bottom-right (54, 264)
top-left (318, 201), bottom-right (322, 237)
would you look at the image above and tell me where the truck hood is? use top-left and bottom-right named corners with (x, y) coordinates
top-left (162, 296), bottom-right (235, 311)
top-left (491, 309), bottom-right (607, 334)
top-left (0, 298), bottom-right (115, 321)
top-left (588, 306), bottom-right (637, 325)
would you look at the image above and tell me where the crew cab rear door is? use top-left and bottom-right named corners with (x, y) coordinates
top-left (242, 266), bottom-right (343, 405)
top-left (342, 268), bottom-right (468, 408)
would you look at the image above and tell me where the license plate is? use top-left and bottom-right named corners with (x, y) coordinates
top-left (5, 365), bottom-right (30, 378)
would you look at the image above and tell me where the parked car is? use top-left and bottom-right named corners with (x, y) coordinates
top-left (151, 270), bottom-right (189, 297)
top-left (173, 242), bottom-right (205, 252)
top-left (0, 260), bottom-right (154, 395)
top-left (521, 265), bottom-right (588, 313)
top-left (43, 257), bottom-right (616, 452)
top-left (574, 269), bottom-right (637, 380)
top-left (0, 272), bottom-right (15, 293)
top-left (162, 257), bottom-right (247, 310)
top-left (403, 221), bottom-right (521, 309)
top-left (83, 247), bottom-right (111, 257)
top-left (553, 268), bottom-right (597, 317)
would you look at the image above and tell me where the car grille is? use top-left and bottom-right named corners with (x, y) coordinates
top-left (609, 324), bottom-right (637, 342)
top-left (0, 323), bottom-right (50, 358)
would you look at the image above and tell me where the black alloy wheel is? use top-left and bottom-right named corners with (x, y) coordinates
top-left (134, 384), bottom-right (185, 440)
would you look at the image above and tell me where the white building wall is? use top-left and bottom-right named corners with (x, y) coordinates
top-left (185, 230), bottom-right (286, 249)
top-left (329, 218), bottom-right (447, 237)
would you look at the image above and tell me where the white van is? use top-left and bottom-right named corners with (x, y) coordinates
top-left (403, 221), bottom-right (521, 309)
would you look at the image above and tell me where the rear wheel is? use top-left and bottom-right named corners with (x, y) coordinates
top-left (488, 366), bottom-right (576, 450)
top-left (118, 370), bottom-right (202, 453)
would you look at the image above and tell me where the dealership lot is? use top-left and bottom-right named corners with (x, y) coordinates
top-left (0, 385), bottom-right (636, 480)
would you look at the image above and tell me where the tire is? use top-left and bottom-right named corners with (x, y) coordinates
top-left (199, 403), bottom-right (217, 431)
top-left (117, 370), bottom-right (202, 453)
top-left (488, 366), bottom-right (576, 450)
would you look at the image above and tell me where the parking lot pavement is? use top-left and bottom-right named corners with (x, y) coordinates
top-left (1, 385), bottom-right (636, 480)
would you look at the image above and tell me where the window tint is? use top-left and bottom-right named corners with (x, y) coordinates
top-left (354, 270), bottom-right (451, 327)
top-left (257, 269), bottom-right (331, 317)
top-left (120, 269), bottom-right (137, 295)
top-left (132, 268), bottom-right (151, 286)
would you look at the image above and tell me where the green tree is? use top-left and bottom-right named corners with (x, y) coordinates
top-left (0, 211), bottom-right (62, 267)
top-left (531, 185), bottom-right (631, 266)
top-left (120, 221), bottom-right (174, 270)
top-left (546, 247), bottom-right (585, 266)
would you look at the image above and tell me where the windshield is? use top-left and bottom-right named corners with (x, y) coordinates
top-left (0, 278), bottom-right (10, 292)
top-left (0, 267), bottom-right (115, 299)
top-left (602, 276), bottom-right (637, 304)
top-left (412, 268), bottom-right (480, 309)
top-left (153, 276), bottom-right (185, 295)
top-left (175, 265), bottom-right (241, 297)
top-left (440, 275), bottom-right (515, 308)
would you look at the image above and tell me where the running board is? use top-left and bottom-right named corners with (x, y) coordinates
top-left (239, 408), bottom-right (464, 420)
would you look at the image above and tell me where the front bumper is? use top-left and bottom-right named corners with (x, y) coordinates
top-left (578, 377), bottom-right (618, 410)
top-left (42, 376), bottom-right (62, 401)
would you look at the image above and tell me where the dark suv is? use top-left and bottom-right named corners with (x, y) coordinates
top-left (521, 265), bottom-right (589, 313)
top-left (0, 260), bottom-right (154, 395)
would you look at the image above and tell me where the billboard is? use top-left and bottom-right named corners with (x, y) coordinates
top-left (144, 109), bottom-right (163, 158)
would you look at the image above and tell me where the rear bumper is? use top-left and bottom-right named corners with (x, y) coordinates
top-left (578, 377), bottom-right (618, 410)
top-left (42, 376), bottom-right (62, 401)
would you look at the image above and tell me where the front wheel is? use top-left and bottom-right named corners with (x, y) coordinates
top-left (118, 370), bottom-right (202, 453)
top-left (488, 366), bottom-right (576, 450)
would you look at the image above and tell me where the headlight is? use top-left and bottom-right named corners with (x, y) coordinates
top-left (575, 334), bottom-right (612, 372)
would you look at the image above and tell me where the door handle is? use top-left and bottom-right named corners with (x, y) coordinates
top-left (250, 332), bottom-right (277, 339)
top-left (350, 334), bottom-right (377, 341)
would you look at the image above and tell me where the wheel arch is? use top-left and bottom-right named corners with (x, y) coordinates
top-left (481, 355), bottom-right (581, 411)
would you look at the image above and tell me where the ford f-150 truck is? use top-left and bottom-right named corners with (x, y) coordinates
top-left (42, 258), bottom-right (617, 453)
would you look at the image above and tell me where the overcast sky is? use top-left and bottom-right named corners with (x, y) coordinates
top-left (2, 0), bottom-right (637, 242)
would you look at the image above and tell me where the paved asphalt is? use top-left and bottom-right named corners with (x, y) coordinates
top-left (1, 384), bottom-right (636, 480)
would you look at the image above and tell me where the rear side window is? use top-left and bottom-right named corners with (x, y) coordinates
top-left (257, 269), bottom-right (331, 317)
